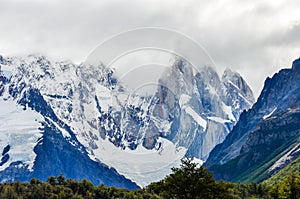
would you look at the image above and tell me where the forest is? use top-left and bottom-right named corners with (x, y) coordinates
top-left (0, 158), bottom-right (299, 199)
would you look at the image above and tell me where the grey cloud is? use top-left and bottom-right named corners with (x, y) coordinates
top-left (0, 0), bottom-right (299, 97)
top-left (265, 21), bottom-right (300, 47)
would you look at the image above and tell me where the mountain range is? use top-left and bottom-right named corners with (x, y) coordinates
top-left (0, 54), bottom-right (254, 188)
top-left (1, 53), bottom-right (299, 188)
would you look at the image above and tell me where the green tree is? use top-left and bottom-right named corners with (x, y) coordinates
top-left (269, 184), bottom-right (282, 199)
top-left (57, 174), bottom-right (66, 185)
top-left (30, 178), bottom-right (42, 185)
top-left (278, 173), bottom-right (300, 199)
top-left (47, 176), bottom-right (57, 186)
top-left (78, 179), bottom-right (94, 197)
top-left (148, 158), bottom-right (233, 199)
top-left (1, 185), bottom-right (18, 199)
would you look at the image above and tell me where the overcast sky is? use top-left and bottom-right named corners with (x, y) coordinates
top-left (0, 0), bottom-right (300, 97)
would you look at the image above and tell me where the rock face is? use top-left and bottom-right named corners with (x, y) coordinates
top-left (153, 60), bottom-right (254, 160)
top-left (205, 58), bottom-right (300, 183)
top-left (0, 55), bottom-right (254, 187)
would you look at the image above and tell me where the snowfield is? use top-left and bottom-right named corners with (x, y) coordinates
top-left (90, 137), bottom-right (187, 187)
top-left (0, 99), bottom-right (43, 171)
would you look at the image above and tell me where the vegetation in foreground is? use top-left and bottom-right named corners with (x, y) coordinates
top-left (0, 158), bottom-right (300, 199)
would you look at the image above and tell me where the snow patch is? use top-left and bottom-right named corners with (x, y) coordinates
top-left (89, 137), bottom-right (186, 187)
top-left (46, 117), bottom-right (71, 139)
top-left (95, 85), bottom-right (113, 112)
top-left (207, 85), bottom-right (217, 96)
top-left (185, 107), bottom-right (207, 131)
top-left (227, 80), bottom-right (240, 90)
top-left (0, 99), bottom-right (43, 171)
top-left (263, 108), bottom-right (277, 120)
top-left (179, 94), bottom-right (191, 107)
top-left (0, 65), bottom-right (13, 79)
top-left (207, 116), bottom-right (231, 124)
top-left (269, 142), bottom-right (300, 172)
top-left (238, 93), bottom-right (252, 106)
top-left (179, 94), bottom-right (207, 131)
top-left (222, 102), bottom-right (236, 121)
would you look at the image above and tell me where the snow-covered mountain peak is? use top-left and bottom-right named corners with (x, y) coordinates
top-left (222, 68), bottom-right (237, 82)
top-left (222, 68), bottom-right (255, 110)
top-left (0, 54), bottom-right (254, 187)
top-left (222, 68), bottom-right (254, 99)
top-left (154, 58), bottom-right (254, 160)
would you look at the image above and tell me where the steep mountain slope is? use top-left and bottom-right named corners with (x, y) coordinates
top-left (264, 155), bottom-right (300, 186)
top-left (0, 56), bottom-right (139, 189)
top-left (154, 59), bottom-right (254, 160)
top-left (206, 58), bottom-right (300, 182)
top-left (0, 54), bottom-right (254, 187)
